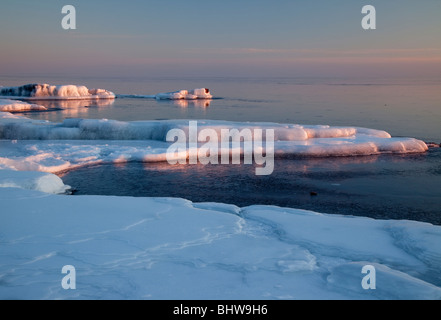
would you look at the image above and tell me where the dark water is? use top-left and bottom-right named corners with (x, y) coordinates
top-left (61, 148), bottom-right (441, 225)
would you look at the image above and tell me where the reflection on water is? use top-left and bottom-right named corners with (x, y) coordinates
top-left (157, 99), bottom-right (211, 108)
top-left (34, 99), bottom-right (115, 109)
top-left (61, 149), bottom-right (441, 225)
top-left (20, 97), bottom-right (213, 121)
top-left (21, 99), bottom-right (115, 119)
top-left (139, 154), bottom-right (382, 174)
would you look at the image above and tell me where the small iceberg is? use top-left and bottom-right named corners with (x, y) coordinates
top-left (155, 88), bottom-right (213, 100)
top-left (0, 84), bottom-right (116, 100)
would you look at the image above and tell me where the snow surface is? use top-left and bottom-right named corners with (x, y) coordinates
top-left (0, 111), bottom-right (439, 300)
top-left (0, 187), bottom-right (440, 300)
top-left (0, 84), bottom-right (115, 100)
top-left (0, 99), bottom-right (47, 112)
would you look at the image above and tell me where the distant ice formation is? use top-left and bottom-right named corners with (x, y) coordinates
top-left (117, 88), bottom-right (213, 101)
top-left (0, 85), bottom-right (212, 103)
top-left (155, 88), bottom-right (213, 100)
top-left (0, 84), bottom-right (116, 100)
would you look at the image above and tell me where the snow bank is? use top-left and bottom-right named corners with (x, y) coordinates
top-left (0, 187), bottom-right (440, 299)
top-left (0, 84), bottom-right (115, 100)
top-left (0, 169), bottom-right (70, 194)
top-left (0, 99), bottom-right (47, 112)
top-left (0, 112), bottom-right (417, 143)
top-left (0, 112), bottom-right (428, 173)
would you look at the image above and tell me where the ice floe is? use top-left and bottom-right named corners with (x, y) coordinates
top-left (0, 84), bottom-right (115, 100)
top-left (155, 88), bottom-right (213, 100)
top-left (117, 88), bottom-right (213, 100)
top-left (0, 99), bottom-right (47, 112)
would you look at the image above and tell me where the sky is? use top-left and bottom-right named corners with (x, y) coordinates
top-left (0, 0), bottom-right (440, 78)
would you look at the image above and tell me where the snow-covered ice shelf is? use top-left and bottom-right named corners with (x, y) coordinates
top-left (0, 84), bottom-right (115, 100)
top-left (0, 184), bottom-right (440, 300)
top-left (0, 112), bottom-right (428, 173)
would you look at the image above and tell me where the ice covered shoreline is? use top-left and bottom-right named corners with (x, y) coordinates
top-left (0, 110), bottom-right (440, 300)
top-left (1, 183), bottom-right (441, 300)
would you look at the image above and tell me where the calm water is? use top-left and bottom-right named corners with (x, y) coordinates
top-left (2, 75), bottom-right (441, 223)
top-left (61, 149), bottom-right (441, 225)
top-left (2, 75), bottom-right (440, 141)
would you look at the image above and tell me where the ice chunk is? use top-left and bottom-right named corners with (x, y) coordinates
top-left (0, 84), bottom-right (115, 100)
top-left (189, 88), bottom-right (212, 99)
top-left (0, 169), bottom-right (70, 194)
top-left (155, 89), bottom-right (189, 100)
top-left (155, 88), bottom-right (212, 100)
top-left (118, 89), bottom-right (212, 101)
top-left (0, 99), bottom-right (47, 112)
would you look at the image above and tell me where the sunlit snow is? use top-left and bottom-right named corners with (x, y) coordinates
top-left (0, 101), bottom-right (439, 300)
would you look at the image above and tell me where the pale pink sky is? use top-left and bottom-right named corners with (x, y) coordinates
top-left (1, 0), bottom-right (440, 78)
